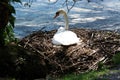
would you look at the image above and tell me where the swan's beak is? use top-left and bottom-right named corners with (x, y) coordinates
top-left (53, 12), bottom-right (59, 19)
top-left (53, 14), bottom-right (59, 19)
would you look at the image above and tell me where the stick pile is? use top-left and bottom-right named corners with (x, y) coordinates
top-left (19, 29), bottom-right (120, 76)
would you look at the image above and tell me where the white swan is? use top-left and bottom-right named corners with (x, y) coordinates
top-left (52, 10), bottom-right (80, 46)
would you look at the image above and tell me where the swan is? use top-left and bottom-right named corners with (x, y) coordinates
top-left (52, 10), bottom-right (80, 46)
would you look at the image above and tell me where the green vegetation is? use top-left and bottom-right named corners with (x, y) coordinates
top-left (112, 52), bottom-right (120, 65)
top-left (60, 69), bottom-right (109, 80)
top-left (60, 69), bottom-right (120, 80)
top-left (2, 24), bottom-right (16, 45)
top-left (0, 0), bottom-right (21, 46)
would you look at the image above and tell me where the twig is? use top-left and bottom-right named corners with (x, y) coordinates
top-left (67, 46), bottom-right (82, 56)
top-left (28, 43), bottom-right (46, 58)
top-left (67, 1), bottom-right (76, 13)
top-left (63, 0), bottom-right (76, 13)
top-left (24, 39), bottom-right (30, 48)
top-left (64, 62), bottom-right (82, 70)
top-left (89, 57), bottom-right (105, 70)
top-left (27, 43), bottom-right (64, 71)
top-left (88, 32), bottom-right (95, 46)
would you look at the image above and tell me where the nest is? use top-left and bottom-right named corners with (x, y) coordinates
top-left (19, 28), bottom-right (120, 77)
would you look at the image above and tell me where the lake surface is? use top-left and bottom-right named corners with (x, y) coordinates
top-left (13, 0), bottom-right (120, 38)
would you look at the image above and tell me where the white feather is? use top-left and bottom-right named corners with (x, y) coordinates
top-left (52, 27), bottom-right (80, 45)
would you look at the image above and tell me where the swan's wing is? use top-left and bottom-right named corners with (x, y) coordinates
top-left (52, 31), bottom-right (80, 45)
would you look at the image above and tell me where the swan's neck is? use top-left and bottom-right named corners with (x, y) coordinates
top-left (63, 13), bottom-right (69, 30)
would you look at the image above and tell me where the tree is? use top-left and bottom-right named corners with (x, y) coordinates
top-left (49, 0), bottom-right (104, 12)
top-left (0, 0), bottom-right (21, 46)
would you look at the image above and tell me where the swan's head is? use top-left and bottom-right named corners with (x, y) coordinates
top-left (54, 10), bottom-right (66, 19)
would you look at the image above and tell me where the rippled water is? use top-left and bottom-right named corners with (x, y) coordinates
top-left (13, 0), bottom-right (120, 38)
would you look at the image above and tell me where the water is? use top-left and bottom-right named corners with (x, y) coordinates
top-left (13, 0), bottom-right (120, 38)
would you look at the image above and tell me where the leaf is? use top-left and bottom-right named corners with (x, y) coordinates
top-left (11, 0), bottom-right (22, 3)
top-left (9, 14), bottom-right (16, 28)
top-left (4, 24), bottom-right (15, 44)
top-left (112, 53), bottom-right (120, 65)
top-left (8, 4), bottom-right (16, 14)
